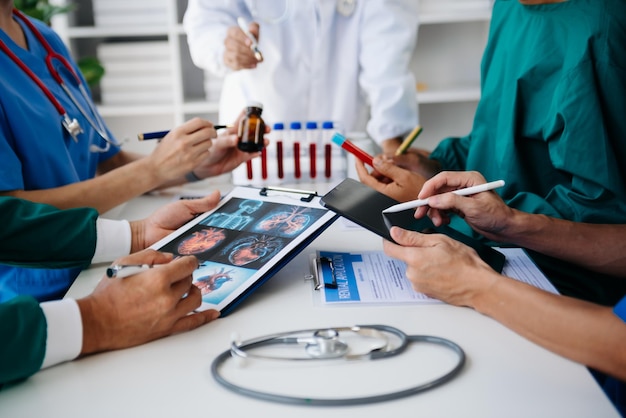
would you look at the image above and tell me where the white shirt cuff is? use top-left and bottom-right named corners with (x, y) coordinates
top-left (92, 218), bottom-right (131, 264)
top-left (40, 299), bottom-right (83, 370)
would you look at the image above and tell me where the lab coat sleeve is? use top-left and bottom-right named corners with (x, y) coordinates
top-left (358, 0), bottom-right (419, 144)
top-left (183, 0), bottom-right (251, 77)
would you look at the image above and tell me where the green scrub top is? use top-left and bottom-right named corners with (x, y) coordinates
top-left (429, 0), bottom-right (626, 305)
top-left (0, 197), bottom-right (98, 269)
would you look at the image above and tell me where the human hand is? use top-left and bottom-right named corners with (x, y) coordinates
top-left (380, 137), bottom-right (402, 155)
top-left (77, 250), bottom-right (219, 355)
top-left (191, 111), bottom-right (270, 179)
top-left (383, 227), bottom-right (497, 307)
top-left (392, 148), bottom-right (437, 178)
top-left (224, 21), bottom-right (262, 70)
top-left (130, 191), bottom-right (221, 253)
top-left (414, 171), bottom-right (515, 242)
top-left (355, 156), bottom-right (426, 202)
top-left (145, 118), bottom-right (217, 184)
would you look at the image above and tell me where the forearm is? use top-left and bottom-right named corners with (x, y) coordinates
top-left (474, 274), bottom-right (626, 380)
top-left (7, 158), bottom-right (161, 214)
top-left (497, 211), bottom-right (626, 276)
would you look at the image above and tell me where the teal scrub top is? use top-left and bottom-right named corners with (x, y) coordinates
top-left (429, 0), bottom-right (626, 305)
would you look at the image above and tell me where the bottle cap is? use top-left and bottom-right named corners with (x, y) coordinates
top-left (273, 122), bottom-right (284, 130)
top-left (247, 100), bottom-right (263, 109)
top-left (290, 121), bottom-right (302, 130)
top-left (322, 121), bottom-right (334, 129)
top-left (306, 121), bottom-right (318, 129)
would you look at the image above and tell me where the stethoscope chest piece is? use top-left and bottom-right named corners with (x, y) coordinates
top-left (305, 329), bottom-right (349, 359)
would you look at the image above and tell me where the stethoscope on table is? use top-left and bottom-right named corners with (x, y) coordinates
top-left (0, 9), bottom-right (119, 153)
top-left (211, 324), bottom-right (465, 406)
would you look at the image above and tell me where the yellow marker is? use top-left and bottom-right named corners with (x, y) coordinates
top-left (395, 125), bottom-right (423, 156)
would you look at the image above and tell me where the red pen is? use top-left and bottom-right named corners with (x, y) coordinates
top-left (331, 133), bottom-right (374, 166)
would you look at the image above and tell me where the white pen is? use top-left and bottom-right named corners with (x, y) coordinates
top-left (106, 264), bottom-right (152, 279)
top-left (382, 180), bottom-right (506, 214)
top-left (237, 17), bottom-right (263, 62)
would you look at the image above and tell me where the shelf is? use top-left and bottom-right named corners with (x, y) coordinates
top-left (416, 85), bottom-right (481, 104)
top-left (96, 101), bottom-right (220, 118)
top-left (183, 101), bottom-right (220, 114)
top-left (66, 26), bottom-right (170, 38)
top-left (97, 104), bottom-right (176, 117)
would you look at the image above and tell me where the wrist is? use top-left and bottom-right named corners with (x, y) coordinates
top-left (185, 170), bottom-right (202, 183)
top-left (129, 220), bottom-right (145, 253)
top-left (76, 297), bottom-right (102, 355)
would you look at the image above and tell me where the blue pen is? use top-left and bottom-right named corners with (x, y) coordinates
top-left (138, 125), bottom-right (231, 140)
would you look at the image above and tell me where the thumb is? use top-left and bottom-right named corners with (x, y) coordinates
top-left (373, 157), bottom-right (410, 180)
top-left (183, 190), bottom-right (221, 213)
top-left (389, 227), bottom-right (431, 248)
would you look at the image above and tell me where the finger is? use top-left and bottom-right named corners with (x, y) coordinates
top-left (371, 157), bottom-right (411, 183)
top-left (112, 249), bottom-right (174, 268)
top-left (181, 190), bottom-right (221, 214)
top-left (159, 256), bottom-right (198, 286)
top-left (418, 171), bottom-right (486, 199)
top-left (170, 309), bottom-right (221, 335)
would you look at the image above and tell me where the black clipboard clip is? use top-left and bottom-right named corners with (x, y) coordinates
top-left (260, 186), bottom-right (318, 202)
top-left (307, 254), bottom-right (337, 290)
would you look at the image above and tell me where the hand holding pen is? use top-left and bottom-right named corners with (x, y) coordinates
top-left (223, 18), bottom-right (263, 70)
top-left (412, 172), bottom-right (512, 242)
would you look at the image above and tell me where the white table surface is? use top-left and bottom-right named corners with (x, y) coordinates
top-left (0, 183), bottom-right (619, 418)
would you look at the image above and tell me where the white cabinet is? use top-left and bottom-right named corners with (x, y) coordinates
top-left (51, 0), bottom-right (491, 153)
top-left (51, 0), bottom-right (216, 154)
top-left (413, 0), bottom-right (491, 150)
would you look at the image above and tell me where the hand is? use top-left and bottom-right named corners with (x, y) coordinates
top-left (355, 156), bottom-right (427, 202)
top-left (414, 171), bottom-right (516, 242)
top-left (145, 118), bottom-right (217, 184)
top-left (192, 110), bottom-right (270, 179)
top-left (224, 22), bottom-right (262, 70)
top-left (77, 250), bottom-right (219, 355)
top-left (383, 227), bottom-right (497, 307)
top-left (392, 148), bottom-right (437, 178)
top-left (129, 191), bottom-right (222, 253)
top-left (380, 137), bottom-right (402, 155)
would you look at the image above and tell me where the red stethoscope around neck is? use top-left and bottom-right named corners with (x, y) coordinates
top-left (0, 9), bottom-right (118, 152)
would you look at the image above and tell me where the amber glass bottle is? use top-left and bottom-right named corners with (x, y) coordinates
top-left (237, 101), bottom-right (265, 152)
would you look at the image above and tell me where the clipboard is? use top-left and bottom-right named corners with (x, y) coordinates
top-left (150, 186), bottom-right (338, 316)
top-left (320, 178), bottom-right (506, 273)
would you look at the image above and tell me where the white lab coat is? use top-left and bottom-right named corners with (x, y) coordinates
top-left (183, 0), bottom-right (419, 144)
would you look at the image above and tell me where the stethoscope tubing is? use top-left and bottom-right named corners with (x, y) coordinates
top-left (2, 9), bottom-right (117, 151)
top-left (212, 326), bottom-right (466, 406)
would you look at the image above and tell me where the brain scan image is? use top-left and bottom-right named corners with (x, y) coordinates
top-left (177, 227), bottom-right (227, 255)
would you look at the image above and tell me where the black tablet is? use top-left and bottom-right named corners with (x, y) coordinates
top-left (320, 178), bottom-right (505, 273)
top-left (150, 186), bottom-right (338, 316)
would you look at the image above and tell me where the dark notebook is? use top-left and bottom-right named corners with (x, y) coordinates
top-left (320, 178), bottom-right (506, 273)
